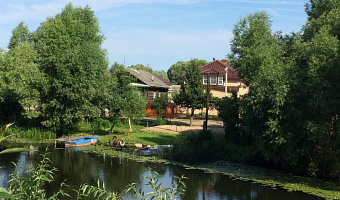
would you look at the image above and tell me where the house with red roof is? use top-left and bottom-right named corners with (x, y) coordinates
top-left (201, 59), bottom-right (248, 98)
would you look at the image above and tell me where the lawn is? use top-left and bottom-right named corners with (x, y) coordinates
top-left (97, 127), bottom-right (183, 147)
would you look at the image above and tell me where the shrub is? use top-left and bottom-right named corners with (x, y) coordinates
top-left (156, 117), bottom-right (167, 125)
top-left (172, 130), bottom-right (218, 163)
top-left (92, 118), bottom-right (111, 131)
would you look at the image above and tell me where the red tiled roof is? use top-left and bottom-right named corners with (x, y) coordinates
top-left (201, 60), bottom-right (239, 80)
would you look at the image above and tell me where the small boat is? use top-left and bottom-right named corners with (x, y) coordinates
top-left (65, 136), bottom-right (98, 147)
top-left (134, 145), bottom-right (173, 156)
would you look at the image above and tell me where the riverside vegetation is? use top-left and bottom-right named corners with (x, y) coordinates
top-left (1, 118), bottom-right (340, 199)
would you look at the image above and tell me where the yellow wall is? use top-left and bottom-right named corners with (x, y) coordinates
top-left (210, 80), bottom-right (249, 98)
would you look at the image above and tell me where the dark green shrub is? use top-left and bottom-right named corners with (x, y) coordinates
top-left (172, 130), bottom-right (218, 164)
top-left (92, 118), bottom-right (111, 131)
top-left (156, 117), bottom-right (167, 125)
top-left (151, 94), bottom-right (168, 117)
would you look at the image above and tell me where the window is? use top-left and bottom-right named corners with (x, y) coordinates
top-left (210, 75), bottom-right (217, 85)
top-left (153, 92), bottom-right (156, 99)
top-left (203, 75), bottom-right (207, 85)
top-left (218, 75), bottom-right (223, 85)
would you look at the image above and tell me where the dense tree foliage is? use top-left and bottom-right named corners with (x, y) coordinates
top-left (33, 3), bottom-right (109, 134)
top-left (0, 22), bottom-right (43, 123)
top-left (229, 11), bottom-right (292, 163)
top-left (219, 2), bottom-right (340, 178)
top-left (7, 22), bottom-right (31, 51)
top-left (0, 43), bottom-right (44, 122)
top-left (174, 59), bottom-right (206, 126)
top-left (167, 61), bottom-right (187, 85)
top-left (151, 94), bottom-right (169, 124)
top-left (151, 94), bottom-right (168, 117)
top-left (216, 92), bottom-right (240, 143)
top-left (167, 60), bottom-right (207, 85)
top-left (0, 4), bottom-right (151, 135)
top-left (108, 64), bottom-right (146, 132)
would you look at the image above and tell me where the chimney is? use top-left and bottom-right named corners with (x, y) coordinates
top-left (213, 58), bottom-right (215, 61)
top-left (221, 59), bottom-right (227, 65)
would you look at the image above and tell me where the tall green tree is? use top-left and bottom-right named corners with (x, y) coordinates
top-left (7, 22), bottom-right (31, 51)
top-left (33, 3), bottom-right (109, 134)
top-left (174, 59), bottom-right (206, 126)
top-left (294, 0), bottom-right (340, 177)
top-left (0, 42), bottom-right (44, 122)
top-left (0, 22), bottom-right (42, 122)
top-left (167, 61), bottom-right (187, 85)
top-left (229, 11), bottom-right (293, 166)
top-left (167, 60), bottom-right (206, 85)
top-left (226, 4), bottom-right (340, 178)
top-left (108, 64), bottom-right (146, 133)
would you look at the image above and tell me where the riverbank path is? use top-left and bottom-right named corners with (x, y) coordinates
top-left (141, 117), bottom-right (224, 135)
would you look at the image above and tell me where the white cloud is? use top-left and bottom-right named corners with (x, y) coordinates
top-left (0, 0), bottom-right (200, 25)
top-left (214, 0), bottom-right (305, 6)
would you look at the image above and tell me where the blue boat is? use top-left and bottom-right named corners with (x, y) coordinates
top-left (65, 136), bottom-right (98, 147)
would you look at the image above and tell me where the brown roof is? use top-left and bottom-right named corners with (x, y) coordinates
top-left (127, 69), bottom-right (170, 89)
top-left (201, 60), bottom-right (239, 80)
top-left (154, 75), bottom-right (172, 86)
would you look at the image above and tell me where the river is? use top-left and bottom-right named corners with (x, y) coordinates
top-left (0, 143), bottom-right (322, 199)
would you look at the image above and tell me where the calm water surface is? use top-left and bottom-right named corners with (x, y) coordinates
top-left (0, 144), bottom-right (322, 200)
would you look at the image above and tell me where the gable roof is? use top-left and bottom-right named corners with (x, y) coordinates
top-left (154, 75), bottom-right (173, 86)
top-left (201, 60), bottom-right (239, 80)
top-left (127, 68), bottom-right (170, 89)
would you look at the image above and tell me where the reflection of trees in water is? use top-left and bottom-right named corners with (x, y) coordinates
top-left (168, 165), bottom-right (321, 200)
top-left (1, 144), bottom-right (323, 200)
top-left (46, 150), bottom-right (145, 197)
top-left (212, 174), bottom-right (323, 200)
top-left (0, 151), bottom-right (22, 188)
top-left (164, 165), bottom-right (216, 200)
top-left (0, 144), bottom-right (45, 188)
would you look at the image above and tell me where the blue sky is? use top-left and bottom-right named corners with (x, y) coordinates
top-left (0, 0), bottom-right (308, 71)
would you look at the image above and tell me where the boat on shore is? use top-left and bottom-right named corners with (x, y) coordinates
top-left (133, 145), bottom-right (173, 156)
top-left (64, 136), bottom-right (98, 147)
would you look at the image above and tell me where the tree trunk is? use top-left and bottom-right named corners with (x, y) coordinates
top-left (128, 117), bottom-right (132, 133)
top-left (190, 109), bottom-right (195, 127)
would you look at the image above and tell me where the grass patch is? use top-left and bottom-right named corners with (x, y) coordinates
top-left (98, 129), bottom-right (182, 147)
top-left (1, 126), bottom-right (56, 141)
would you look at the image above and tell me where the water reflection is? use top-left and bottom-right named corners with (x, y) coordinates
top-left (0, 144), bottom-right (322, 200)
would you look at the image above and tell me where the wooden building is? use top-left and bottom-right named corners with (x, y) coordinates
top-left (127, 68), bottom-right (172, 117)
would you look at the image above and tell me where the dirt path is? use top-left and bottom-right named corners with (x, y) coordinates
top-left (141, 118), bottom-right (225, 135)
